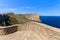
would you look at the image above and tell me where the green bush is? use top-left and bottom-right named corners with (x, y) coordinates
top-left (8, 16), bottom-right (19, 25)
top-left (0, 13), bottom-right (30, 26)
top-left (8, 14), bottom-right (30, 25)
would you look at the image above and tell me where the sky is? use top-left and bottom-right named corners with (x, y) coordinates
top-left (0, 0), bottom-right (60, 16)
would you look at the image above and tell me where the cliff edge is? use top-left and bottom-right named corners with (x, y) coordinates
top-left (24, 14), bottom-right (41, 22)
top-left (0, 14), bottom-right (60, 40)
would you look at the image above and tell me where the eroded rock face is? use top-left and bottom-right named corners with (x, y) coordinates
top-left (24, 14), bottom-right (41, 22)
top-left (0, 13), bottom-right (41, 26)
top-left (0, 22), bottom-right (60, 40)
top-left (17, 22), bottom-right (60, 40)
top-left (0, 13), bottom-right (60, 40)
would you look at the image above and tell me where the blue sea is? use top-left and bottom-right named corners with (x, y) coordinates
top-left (40, 16), bottom-right (60, 28)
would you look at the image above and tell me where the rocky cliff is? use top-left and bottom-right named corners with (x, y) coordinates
top-left (0, 14), bottom-right (60, 40)
top-left (24, 14), bottom-right (41, 22)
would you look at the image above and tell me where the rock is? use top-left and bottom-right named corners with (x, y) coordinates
top-left (24, 14), bottom-right (41, 22)
top-left (0, 22), bottom-right (60, 40)
top-left (0, 14), bottom-right (59, 40)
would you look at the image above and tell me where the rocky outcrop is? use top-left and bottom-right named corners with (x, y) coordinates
top-left (24, 14), bottom-right (41, 22)
top-left (17, 22), bottom-right (60, 40)
top-left (0, 14), bottom-right (41, 26)
top-left (0, 22), bottom-right (60, 40)
top-left (0, 14), bottom-right (60, 40)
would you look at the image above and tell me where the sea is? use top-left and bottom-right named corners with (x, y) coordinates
top-left (40, 16), bottom-right (60, 28)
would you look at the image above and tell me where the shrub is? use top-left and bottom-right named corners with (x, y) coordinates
top-left (8, 14), bottom-right (30, 24)
top-left (0, 13), bottom-right (30, 26)
top-left (8, 16), bottom-right (19, 25)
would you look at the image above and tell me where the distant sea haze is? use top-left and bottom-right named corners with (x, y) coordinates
top-left (40, 16), bottom-right (60, 28)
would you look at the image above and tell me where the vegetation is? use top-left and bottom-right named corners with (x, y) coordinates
top-left (8, 16), bottom-right (19, 25)
top-left (7, 13), bottom-right (30, 24)
top-left (0, 12), bottom-right (30, 26)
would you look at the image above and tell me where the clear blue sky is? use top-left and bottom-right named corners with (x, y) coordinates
top-left (0, 0), bottom-right (60, 16)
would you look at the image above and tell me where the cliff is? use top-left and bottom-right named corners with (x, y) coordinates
top-left (0, 14), bottom-right (60, 40)
top-left (24, 14), bottom-right (41, 22)
top-left (0, 13), bottom-right (41, 26)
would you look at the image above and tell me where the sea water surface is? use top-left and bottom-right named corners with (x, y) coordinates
top-left (40, 16), bottom-right (60, 28)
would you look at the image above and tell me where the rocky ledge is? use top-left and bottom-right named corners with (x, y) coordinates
top-left (0, 13), bottom-right (60, 40)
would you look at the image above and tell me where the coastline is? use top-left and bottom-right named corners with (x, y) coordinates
top-left (0, 14), bottom-right (59, 40)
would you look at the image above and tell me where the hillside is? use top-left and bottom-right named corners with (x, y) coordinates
top-left (0, 13), bottom-right (60, 40)
top-left (0, 13), bottom-right (41, 26)
top-left (0, 13), bottom-right (30, 26)
top-left (0, 22), bottom-right (60, 40)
